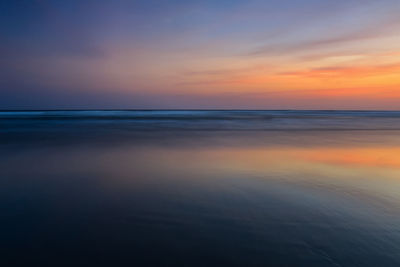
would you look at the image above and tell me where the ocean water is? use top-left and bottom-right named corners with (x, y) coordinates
top-left (1, 110), bottom-right (400, 266)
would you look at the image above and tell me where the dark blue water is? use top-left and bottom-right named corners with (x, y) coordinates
top-left (1, 111), bottom-right (400, 266)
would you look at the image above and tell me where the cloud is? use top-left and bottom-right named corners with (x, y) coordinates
top-left (277, 63), bottom-right (400, 78)
top-left (249, 9), bottom-right (400, 56)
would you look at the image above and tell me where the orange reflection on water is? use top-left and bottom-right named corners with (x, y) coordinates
top-left (184, 146), bottom-right (400, 170)
top-left (296, 147), bottom-right (400, 169)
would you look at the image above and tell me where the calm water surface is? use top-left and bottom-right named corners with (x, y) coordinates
top-left (1, 111), bottom-right (400, 266)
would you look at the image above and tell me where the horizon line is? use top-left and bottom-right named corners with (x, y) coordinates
top-left (1, 109), bottom-right (400, 112)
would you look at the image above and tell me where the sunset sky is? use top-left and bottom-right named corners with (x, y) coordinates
top-left (2, 0), bottom-right (400, 109)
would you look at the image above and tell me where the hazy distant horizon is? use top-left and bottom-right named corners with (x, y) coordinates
top-left (2, 108), bottom-right (400, 112)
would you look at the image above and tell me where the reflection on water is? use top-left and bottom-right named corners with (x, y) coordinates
top-left (1, 111), bottom-right (400, 266)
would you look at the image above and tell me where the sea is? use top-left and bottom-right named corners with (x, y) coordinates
top-left (1, 110), bottom-right (400, 266)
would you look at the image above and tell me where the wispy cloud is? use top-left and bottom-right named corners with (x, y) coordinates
top-left (250, 10), bottom-right (400, 56)
top-left (278, 63), bottom-right (400, 78)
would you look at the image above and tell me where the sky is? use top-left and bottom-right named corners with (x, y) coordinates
top-left (1, 0), bottom-right (400, 109)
